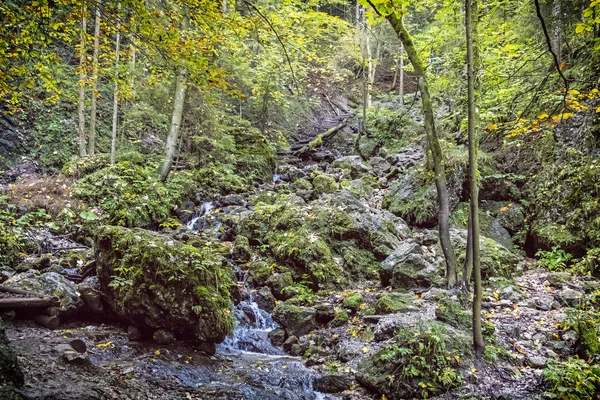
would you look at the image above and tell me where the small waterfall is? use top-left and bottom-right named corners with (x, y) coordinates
top-left (218, 294), bottom-right (283, 355)
top-left (272, 173), bottom-right (282, 184)
top-left (186, 201), bottom-right (220, 231)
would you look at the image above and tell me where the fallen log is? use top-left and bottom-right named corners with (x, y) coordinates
top-left (0, 296), bottom-right (60, 309)
top-left (0, 284), bottom-right (44, 297)
top-left (295, 123), bottom-right (347, 155)
top-left (33, 314), bottom-right (61, 330)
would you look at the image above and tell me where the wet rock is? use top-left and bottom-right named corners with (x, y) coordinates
top-left (273, 302), bottom-right (316, 338)
top-left (153, 329), bottom-right (175, 345)
top-left (77, 276), bottom-right (104, 315)
top-left (268, 328), bottom-right (286, 346)
top-left (282, 335), bottom-right (298, 352)
top-left (368, 157), bottom-right (391, 177)
top-left (4, 270), bottom-right (83, 317)
top-left (222, 194), bottom-right (245, 206)
top-left (127, 325), bottom-right (145, 341)
top-left (451, 202), bottom-right (513, 249)
top-left (313, 373), bottom-right (353, 393)
top-left (63, 350), bottom-right (89, 365)
top-left (266, 272), bottom-right (294, 300)
top-left (175, 200), bottom-right (195, 224)
top-left (254, 286), bottom-right (276, 313)
top-left (310, 150), bottom-right (334, 162)
top-left (380, 242), bottom-right (444, 289)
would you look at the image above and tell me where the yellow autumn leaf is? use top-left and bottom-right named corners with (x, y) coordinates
top-left (454, 355), bottom-right (461, 363)
top-left (488, 123), bottom-right (498, 130)
top-left (537, 113), bottom-right (549, 120)
top-left (382, 395), bottom-right (388, 400)
top-left (96, 341), bottom-right (113, 348)
top-left (362, 347), bottom-right (370, 353)
top-left (154, 349), bottom-right (161, 355)
top-left (359, 303), bottom-right (367, 310)
top-left (499, 206), bottom-right (508, 212)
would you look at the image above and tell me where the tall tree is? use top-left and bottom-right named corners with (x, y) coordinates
top-left (158, 69), bottom-right (186, 181)
top-left (363, 0), bottom-right (459, 287)
top-left (466, 0), bottom-right (484, 356)
top-left (77, 1), bottom-right (87, 157)
top-left (88, 0), bottom-right (101, 155)
top-left (110, 2), bottom-right (121, 165)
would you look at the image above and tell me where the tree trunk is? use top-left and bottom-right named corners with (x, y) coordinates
top-left (399, 31), bottom-right (405, 105)
top-left (466, 0), bottom-right (484, 357)
top-left (365, 27), bottom-right (373, 107)
top-left (383, 12), bottom-right (459, 287)
top-left (110, 2), bottom-right (121, 166)
top-left (77, 4), bottom-right (87, 158)
top-left (158, 68), bottom-right (187, 181)
top-left (88, 0), bottom-right (101, 155)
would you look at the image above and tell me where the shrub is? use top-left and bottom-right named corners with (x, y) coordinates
top-left (543, 358), bottom-right (600, 400)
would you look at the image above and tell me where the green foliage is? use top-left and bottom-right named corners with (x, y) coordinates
top-left (364, 105), bottom-right (420, 152)
top-left (536, 247), bottom-right (574, 272)
top-left (72, 159), bottom-right (195, 228)
top-left (342, 291), bottom-right (365, 312)
top-left (543, 358), bottom-right (600, 400)
top-left (363, 292), bottom-right (413, 315)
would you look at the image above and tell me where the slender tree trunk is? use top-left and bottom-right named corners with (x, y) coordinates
top-left (466, 0), bottom-right (484, 357)
top-left (130, 42), bottom-right (136, 100)
top-left (77, 3), bottom-right (87, 158)
top-left (382, 11), bottom-right (459, 287)
top-left (158, 69), bottom-right (187, 181)
top-left (110, 2), bottom-right (121, 166)
top-left (399, 33), bottom-right (405, 106)
top-left (365, 15), bottom-right (373, 107)
top-left (88, 0), bottom-right (101, 155)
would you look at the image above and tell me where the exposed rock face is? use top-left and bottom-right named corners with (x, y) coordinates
top-left (4, 270), bottom-right (83, 317)
top-left (380, 242), bottom-right (445, 289)
top-left (95, 226), bottom-right (234, 345)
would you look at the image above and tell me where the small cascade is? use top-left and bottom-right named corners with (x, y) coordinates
top-left (272, 173), bottom-right (282, 184)
top-left (186, 201), bottom-right (222, 232)
top-left (218, 294), bottom-right (283, 355)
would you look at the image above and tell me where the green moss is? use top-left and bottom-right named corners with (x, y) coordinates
top-left (383, 170), bottom-right (438, 226)
top-left (342, 292), bottom-right (364, 311)
top-left (312, 174), bottom-right (338, 195)
top-left (291, 178), bottom-right (313, 192)
top-left (435, 296), bottom-right (471, 330)
top-left (577, 320), bottom-right (599, 359)
top-left (363, 292), bottom-right (413, 315)
top-left (95, 226), bottom-right (234, 342)
top-left (333, 309), bottom-right (349, 324)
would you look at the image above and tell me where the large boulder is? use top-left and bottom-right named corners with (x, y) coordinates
top-left (4, 270), bottom-right (83, 317)
top-left (273, 301), bottom-right (316, 338)
top-left (0, 317), bottom-right (24, 396)
top-left (448, 229), bottom-right (520, 279)
top-left (380, 242), bottom-right (445, 289)
top-left (450, 202), bottom-right (513, 249)
top-left (95, 226), bottom-right (234, 346)
top-left (331, 156), bottom-right (373, 179)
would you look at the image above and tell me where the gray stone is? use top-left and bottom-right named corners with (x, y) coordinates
top-left (255, 286), bottom-right (276, 313)
top-left (557, 288), bottom-right (583, 307)
top-left (77, 276), bottom-right (104, 314)
top-left (380, 242), bottom-right (444, 289)
top-left (527, 356), bottom-right (547, 369)
top-left (268, 328), bottom-right (286, 346)
top-left (368, 157), bottom-right (391, 177)
top-left (273, 302), bottom-right (316, 338)
top-left (153, 329), bottom-right (175, 344)
top-left (331, 156), bottom-right (373, 179)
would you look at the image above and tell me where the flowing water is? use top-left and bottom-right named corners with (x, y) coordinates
top-left (186, 201), bottom-right (223, 232)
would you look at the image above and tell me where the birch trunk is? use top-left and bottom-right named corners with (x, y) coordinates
top-left (158, 69), bottom-right (187, 181)
top-left (110, 3), bottom-right (121, 165)
top-left (88, 0), bottom-right (101, 155)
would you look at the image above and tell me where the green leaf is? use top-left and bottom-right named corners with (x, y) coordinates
top-left (79, 211), bottom-right (98, 221)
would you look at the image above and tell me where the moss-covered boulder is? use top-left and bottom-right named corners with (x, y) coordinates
top-left (435, 295), bottom-right (471, 330)
top-left (331, 156), bottom-right (373, 179)
top-left (0, 317), bottom-right (24, 396)
top-left (380, 242), bottom-right (445, 289)
top-left (356, 321), bottom-right (469, 399)
top-left (576, 320), bottom-right (599, 359)
top-left (451, 202), bottom-right (513, 249)
top-left (312, 173), bottom-right (338, 195)
top-left (339, 179), bottom-right (375, 199)
top-left (342, 292), bottom-right (364, 312)
top-left (363, 292), bottom-right (414, 315)
top-left (449, 229), bottom-right (520, 279)
top-left (273, 301), bottom-right (316, 338)
top-left (232, 235), bottom-right (252, 262)
top-left (95, 226), bottom-right (234, 345)
top-left (291, 177), bottom-right (313, 192)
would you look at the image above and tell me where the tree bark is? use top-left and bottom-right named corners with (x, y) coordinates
top-left (158, 68), bottom-right (187, 181)
top-left (88, 0), bottom-right (101, 155)
top-left (0, 297), bottom-right (60, 309)
top-left (77, 4), bottom-right (87, 158)
top-left (466, 0), bottom-right (484, 357)
top-left (399, 30), bottom-right (405, 105)
top-left (380, 10), bottom-right (459, 287)
top-left (110, 2), bottom-right (121, 166)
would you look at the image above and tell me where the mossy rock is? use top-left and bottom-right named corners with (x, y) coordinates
top-left (331, 156), bottom-right (373, 179)
top-left (331, 309), bottom-right (349, 326)
top-left (435, 295), bottom-right (471, 330)
top-left (451, 202), bottom-right (513, 249)
top-left (95, 226), bottom-right (234, 345)
top-left (339, 179), bottom-right (375, 199)
top-left (383, 170), bottom-right (438, 226)
top-left (291, 178), bottom-right (313, 192)
top-left (342, 292), bottom-right (364, 312)
top-left (232, 235), bottom-right (252, 262)
top-left (576, 320), bottom-right (599, 359)
top-left (312, 174), bottom-right (338, 195)
top-left (449, 229), bottom-right (520, 279)
top-left (363, 292), bottom-right (414, 315)
top-left (273, 301), bottom-right (317, 338)
top-left (380, 242), bottom-right (445, 289)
